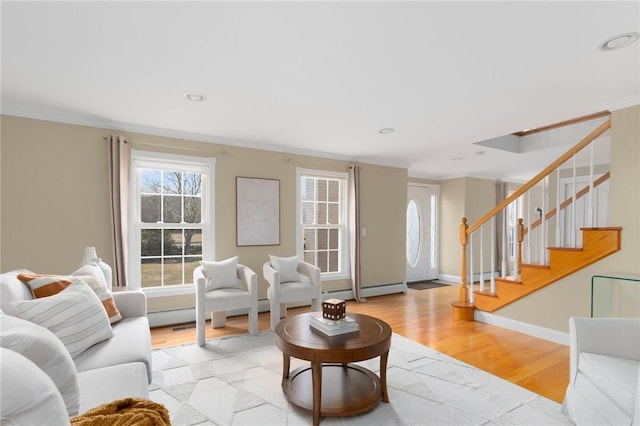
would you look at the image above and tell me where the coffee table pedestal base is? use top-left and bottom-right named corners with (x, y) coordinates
top-left (283, 364), bottom-right (382, 421)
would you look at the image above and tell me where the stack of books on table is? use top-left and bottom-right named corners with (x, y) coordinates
top-left (309, 313), bottom-right (359, 336)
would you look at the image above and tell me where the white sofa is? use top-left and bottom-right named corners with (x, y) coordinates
top-left (0, 269), bottom-right (152, 424)
top-left (562, 317), bottom-right (640, 426)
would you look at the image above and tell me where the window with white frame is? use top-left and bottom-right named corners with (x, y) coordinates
top-left (297, 168), bottom-right (349, 279)
top-left (129, 151), bottom-right (215, 290)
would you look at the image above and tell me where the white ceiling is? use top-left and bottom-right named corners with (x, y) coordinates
top-left (2, 1), bottom-right (638, 181)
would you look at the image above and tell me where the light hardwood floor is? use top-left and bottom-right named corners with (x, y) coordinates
top-left (150, 284), bottom-right (570, 403)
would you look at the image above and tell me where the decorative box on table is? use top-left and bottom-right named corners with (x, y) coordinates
top-left (311, 298), bottom-right (358, 336)
top-left (322, 298), bottom-right (346, 320)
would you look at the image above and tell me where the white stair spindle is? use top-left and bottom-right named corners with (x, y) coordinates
top-left (501, 208), bottom-right (507, 278)
top-left (541, 178), bottom-right (547, 264)
top-left (469, 233), bottom-right (474, 303)
top-left (588, 142), bottom-right (595, 227)
top-left (490, 216), bottom-right (496, 294)
top-left (526, 191), bottom-right (531, 263)
top-left (569, 155), bottom-right (578, 247)
top-left (479, 224), bottom-right (485, 292)
top-left (556, 168), bottom-right (561, 247)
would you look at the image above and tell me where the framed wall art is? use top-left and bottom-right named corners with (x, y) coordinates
top-left (236, 177), bottom-right (280, 246)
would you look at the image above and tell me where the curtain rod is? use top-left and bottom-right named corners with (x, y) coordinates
top-left (103, 136), bottom-right (231, 155)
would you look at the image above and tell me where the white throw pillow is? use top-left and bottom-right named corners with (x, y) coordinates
top-left (10, 280), bottom-right (114, 359)
top-left (269, 255), bottom-right (301, 283)
top-left (0, 313), bottom-right (80, 416)
top-left (72, 263), bottom-right (122, 323)
top-left (17, 263), bottom-right (122, 324)
top-left (0, 348), bottom-right (69, 424)
top-left (200, 256), bottom-right (241, 291)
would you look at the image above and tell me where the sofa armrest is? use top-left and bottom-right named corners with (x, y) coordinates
top-left (569, 317), bottom-right (640, 381)
top-left (112, 291), bottom-right (147, 319)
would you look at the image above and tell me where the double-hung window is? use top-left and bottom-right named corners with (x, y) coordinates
top-left (129, 151), bottom-right (215, 292)
top-left (296, 168), bottom-right (349, 280)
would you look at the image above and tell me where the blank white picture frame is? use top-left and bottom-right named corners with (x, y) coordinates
top-left (236, 177), bottom-right (280, 246)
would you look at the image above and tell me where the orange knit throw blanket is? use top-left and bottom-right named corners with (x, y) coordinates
top-left (70, 397), bottom-right (170, 426)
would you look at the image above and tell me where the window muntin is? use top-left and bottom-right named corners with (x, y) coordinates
top-left (130, 151), bottom-right (214, 291)
top-left (297, 169), bottom-right (348, 278)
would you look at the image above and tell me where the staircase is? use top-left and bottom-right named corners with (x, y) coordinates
top-left (474, 227), bottom-right (621, 312)
top-left (453, 113), bottom-right (621, 319)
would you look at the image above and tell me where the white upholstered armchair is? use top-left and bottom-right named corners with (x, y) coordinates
top-left (193, 257), bottom-right (258, 346)
top-left (263, 256), bottom-right (321, 330)
top-left (562, 317), bottom-right (640, 426)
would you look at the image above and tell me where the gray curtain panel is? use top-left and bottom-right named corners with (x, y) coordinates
top-left (108, 135), bottom-right (130, 287)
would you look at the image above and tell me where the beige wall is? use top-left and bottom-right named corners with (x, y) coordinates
top-left (1, 115), bottom-right (407, 312)
top-left (496, 105), bottom-right (640, 331)
top-left (440, 177), bottom-right (465, 277)
top-left (439, 177), bottom-right (496, 278)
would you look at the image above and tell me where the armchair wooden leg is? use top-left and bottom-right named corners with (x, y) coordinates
top-left (211, 311), bottom-right (226, 328)
top-left (280, 302), bottom-right (287, 319)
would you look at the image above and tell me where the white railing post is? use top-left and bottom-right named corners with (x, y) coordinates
top-left (501, 209), bottom-right (507, 278)
top-left (571, 155), bottom-right (577, 247)
top-left (479, 224), bottom-right (485, 292)
top-left (526, 191), bottom-right (531, 263)
top-left (490, 216), bottom-right (496, 294)
top-left (556, 168), bottom-right (561, 247)
top-left (588, 143), bottom-right (595, 227)
top-left (540, 177), bottom-right (547, 264)
top-left (469, 233), bottom-right (474, 303)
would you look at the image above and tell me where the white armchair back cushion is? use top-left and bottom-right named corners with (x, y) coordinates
top-left (268, 255), bottom-right (301, 283)
top-left (200, 256), bottom-right (241, 290)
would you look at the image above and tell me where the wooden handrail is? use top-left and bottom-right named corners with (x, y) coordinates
top-left (466, 118), bottom-right (611, 235)
top-left (513, 110), bottom-right (610, 137)
top-left (524, 171), bottom-right (611, 235)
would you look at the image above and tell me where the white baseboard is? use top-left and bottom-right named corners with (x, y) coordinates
top-left (439, 272), bottom-right (497, 284)
top-left (148, 282), bottom-right (407, 327)
top-left (474, 311), bottom-right (569, 346)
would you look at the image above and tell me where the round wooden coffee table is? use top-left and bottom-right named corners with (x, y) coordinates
top-left (274, 312), bottom-right (392, 426)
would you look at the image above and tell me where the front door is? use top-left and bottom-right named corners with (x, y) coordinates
top-left (406, 184), bottom-right (439, 282)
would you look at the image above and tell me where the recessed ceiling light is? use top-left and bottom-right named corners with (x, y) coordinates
top-left (599, 32), bottom-right (640, 51)
top-left (378, 128), bottom-right (395, 135)
top-left (185, 93), bottom-right (206, 102)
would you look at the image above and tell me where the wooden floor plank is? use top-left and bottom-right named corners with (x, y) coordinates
top-left (150, 284), bottom-right (569, 403)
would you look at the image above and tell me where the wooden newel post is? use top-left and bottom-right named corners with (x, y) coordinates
top-left (459, 217), bottom-right (468, 303)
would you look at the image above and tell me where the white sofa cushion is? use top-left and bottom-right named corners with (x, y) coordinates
top-left (77, 362), bottom-right (149, 413)
top-left (579, 352), bottom-right (639, 417)
top-left (0, 348), bottom-right (69, 425)
top-left (0, 313), bottom-right (80, 416)
top-left (73, 316), bottom-right (152, 383)
top-left (10, 280), bottom-right (114, 358)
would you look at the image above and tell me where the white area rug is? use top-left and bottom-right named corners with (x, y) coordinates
top-left (149, 331), bottom-right (572, 425)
